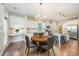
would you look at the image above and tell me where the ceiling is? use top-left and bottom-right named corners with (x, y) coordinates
top-left (3, 3), bottom-right (79, 22)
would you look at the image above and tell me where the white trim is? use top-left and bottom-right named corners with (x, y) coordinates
top-left (1, 41), bottom-right (10, 56)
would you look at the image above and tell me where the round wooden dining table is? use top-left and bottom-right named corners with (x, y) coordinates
top-left (31, 35), bottom-right (48, 53)
top-left (31, 35), bottom-right (48, 42)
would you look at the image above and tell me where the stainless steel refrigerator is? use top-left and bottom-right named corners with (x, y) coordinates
top-left (68, 25), bottom-right (78, 40)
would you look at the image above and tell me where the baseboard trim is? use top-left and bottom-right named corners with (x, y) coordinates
top-left (2, 41), bottom-right (10, 56)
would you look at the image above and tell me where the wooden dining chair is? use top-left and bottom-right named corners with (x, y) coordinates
top-left (25, 35), bottom-right (38, 56)
top-left (41, 36), bottom-right (55, 56)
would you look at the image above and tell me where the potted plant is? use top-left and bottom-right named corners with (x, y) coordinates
top-left (15, 29), bottom-right (19, 33)
top-left (38, 32), bottom-right (44, 38)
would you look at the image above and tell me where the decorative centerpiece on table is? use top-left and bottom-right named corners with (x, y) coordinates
top-left (15, 29), bottom-right (19, 34)
top-left (38, 32), bottom-right (45, 38)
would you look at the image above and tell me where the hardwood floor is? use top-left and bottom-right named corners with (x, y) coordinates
top-left (3, 39), bottom-right (79, 56)
top-left (3, 41), bottom-right (25, 56)
top-left (58, 40), bottom-right (78, 56)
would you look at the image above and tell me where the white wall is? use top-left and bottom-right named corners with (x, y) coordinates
top-left (8, 14), bottom-right (25, 35)
top-left (0, 4), bottom-right (9, 55)
top-left (0, 4), bottom-right (3, 55)
top-left (27, 20), bottom-right (38, 28)
top-left (8, 14), bottom-right (26, 42)
top-left (3, 5), bottom-right (8, 47)
top-left (26, 20), bottom-right (38, 39)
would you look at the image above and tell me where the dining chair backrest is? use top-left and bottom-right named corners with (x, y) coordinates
top-left (25, 36), bottom-right (29, 48)
top-left (48, 31), bottom-right (53, 36)
top-left (33, 33), bottom-right (38, 35)
top-left (47, 36), bottom-right (54, 49)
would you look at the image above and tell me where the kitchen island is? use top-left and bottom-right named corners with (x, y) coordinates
top-left (53, 33), bottom-right (69, 45)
